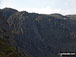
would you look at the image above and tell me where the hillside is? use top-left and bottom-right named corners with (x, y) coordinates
top-left (0, 8), bottom-right (76, 57)
top-left (0, 8), bottom-right (18, 21)
top-left (0, 11), bottom-right (28, 57)
top-left (0, 31), bottom-right (24, 57)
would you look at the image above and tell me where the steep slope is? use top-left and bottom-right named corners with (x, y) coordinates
top-left (1, 8), bottom-right (76, 57)
top-left (0, 8), bottom-right (18, 21)
top-left (0, 31), bottom-right (24, 57)
top-left (35, 15), bottom-right (76, 52)
top-left (7, 12), bottom-right (41, 57)
top-left (0, 11), bottom-right (29, 57)
top-left (0, 11), bottom-right (11, 40)
top-left (7, 10), bottom-right (76, 57)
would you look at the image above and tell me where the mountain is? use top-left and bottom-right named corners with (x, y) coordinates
top-left (0, 10), bottom-right (28, 57)
top-left (66, 15), bottom-right (76, 19)
top-left (0, 8), bottom-right (18, 21)
top-left (50, 13), bottom-right (68, 19)
top-left (1, 8), bottom-right (76, 57)
top-left (0, 31), bottom-right (24, 57)
top-left (0, 10), bottom-right (11, 40)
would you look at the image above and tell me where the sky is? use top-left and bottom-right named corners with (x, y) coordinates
top-left (0, 0), bottom-right (76, 15)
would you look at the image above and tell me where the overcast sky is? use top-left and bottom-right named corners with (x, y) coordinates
top-left (0, 0), bottom-right (76, 15)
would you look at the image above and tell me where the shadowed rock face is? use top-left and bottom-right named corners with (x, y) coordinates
top-left (7, 12), bottom-right (76, 57)
top-left (0, 11), bottom-right (11, 38)
top-left (0, 8), bottom-right (18, 21)
top-left (1, 8), bottom-right (76, 57)
top-left (0, 10), bottom-right (29, 57)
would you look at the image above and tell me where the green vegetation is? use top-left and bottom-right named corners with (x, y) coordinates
top-left (0, 31), bottom-right (24, 57)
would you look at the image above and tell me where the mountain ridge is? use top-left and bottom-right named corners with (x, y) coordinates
top-left (0, 8), bottom-right (76, 57)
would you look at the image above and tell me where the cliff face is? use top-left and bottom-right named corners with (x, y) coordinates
top-left (0, 11), bottom-right (26, 57)
top-left (0, 8), bottom-right (18, 21)
top-left (7, 12), bottom-right (76, 57)
top-left (1, 8), bottom-right (76, 57)
top-left (0, 11), bottom-right (11, 39)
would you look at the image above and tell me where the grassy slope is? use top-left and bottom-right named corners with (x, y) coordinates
top-left (0, 31), bottom-right (24, 57)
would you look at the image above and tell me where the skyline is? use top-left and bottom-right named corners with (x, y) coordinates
top-left (0, 0), bottom-right (76, 15)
